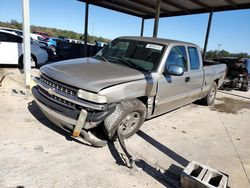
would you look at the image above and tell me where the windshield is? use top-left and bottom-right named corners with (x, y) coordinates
top-left (94, 38), bottom-right (165, 72)
top-left (42, 37), bottom-right (50, 42)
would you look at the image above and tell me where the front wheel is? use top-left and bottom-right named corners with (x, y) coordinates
top-left (201, 82), bottom-right (217, 106)
top-left (104, 99), bottom-right (146, 140)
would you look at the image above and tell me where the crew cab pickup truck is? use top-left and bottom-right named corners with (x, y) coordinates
top-left (32, 36), bottom-right (226, 146)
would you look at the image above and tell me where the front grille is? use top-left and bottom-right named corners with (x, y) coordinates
top-left (38, 74), bottom-right (78, 108)
top-left (38, 85), bottom-right (76, 108)
top-left (40, 75), bottom-right (77, 96)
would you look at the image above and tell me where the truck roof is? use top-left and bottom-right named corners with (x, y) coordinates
top-left (118, 36), bottom-right (197, 47)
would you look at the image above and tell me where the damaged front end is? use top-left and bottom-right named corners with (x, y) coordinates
top-left (32, 74), bottom-right (116, 147)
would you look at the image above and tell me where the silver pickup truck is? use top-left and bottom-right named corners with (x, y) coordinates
top-left (32, 36), bottom-right (226, 146)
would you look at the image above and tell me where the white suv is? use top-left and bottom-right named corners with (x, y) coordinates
top-left (0, 29), bottom-right (48, 68)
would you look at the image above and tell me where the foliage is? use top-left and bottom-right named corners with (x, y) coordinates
top-left (206, 50), bottom-right (250, 60)
top-left (1, 20), bottom-right (249, 58)
top-left (0, 20), bottom-right (110, 44)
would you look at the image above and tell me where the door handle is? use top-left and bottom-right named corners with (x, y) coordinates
top-left (185, 77), bottom-right (190, 82)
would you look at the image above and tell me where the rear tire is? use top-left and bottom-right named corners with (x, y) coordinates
top-left (18, 54), bottom-right (37, 68)
top-left (240, 83), bottom-right (249, 92)
top-left (201, 82), bottom-right (217, 106)
top-left (18, 56), bottom-right (23, 69)
top-left (104, 99), bottom-right (146, 140)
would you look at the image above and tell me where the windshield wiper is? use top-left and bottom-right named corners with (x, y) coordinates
top-left (94, 54), bottom-right (110, 63)
top-left (120, 58), bottom-right (149, 72)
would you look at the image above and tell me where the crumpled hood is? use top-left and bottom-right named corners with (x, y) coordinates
top-left (41, 57), bottom-right (146, 93)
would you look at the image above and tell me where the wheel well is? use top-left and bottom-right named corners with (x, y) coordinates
top-left (214, 79), bottom-right (219, 86)
top-left (137, 96), bottom-right (148, 106)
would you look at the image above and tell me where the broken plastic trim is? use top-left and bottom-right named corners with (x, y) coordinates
top-left (80, 130), bottom-right (107, 147)
top-left (0, 72), bottom-right (14, 87)
top-left (61, 123), bottom-right (107, 147)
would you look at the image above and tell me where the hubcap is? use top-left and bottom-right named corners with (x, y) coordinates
top-left (119, 112), bottom-right (141, 135)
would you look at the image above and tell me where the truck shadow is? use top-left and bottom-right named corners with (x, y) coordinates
top-left (28, 100), bottom-right (187, 187)
top-left (107, 130), bottom-right (189, 187)
top-left (27, 100), bottom-right (89, 146)
top-left (137, 130), bottom-right (189, 167)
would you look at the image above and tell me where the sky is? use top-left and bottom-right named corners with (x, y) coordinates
top-left (0, 0), bottom-right (250, 54)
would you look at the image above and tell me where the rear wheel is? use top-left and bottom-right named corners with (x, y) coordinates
top-left (18, 55), bottom-right (37, 69)
top-left (240, 82), bottom-right (249, 91)
top-left (18, 56), bottom-right (24, 69)
top-left (104, 99), bottom-right (146, 140)
top-left (201, 82), bottom-right (217, 106)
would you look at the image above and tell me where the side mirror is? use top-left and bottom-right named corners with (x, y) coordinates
top-left (165, 64), bottom-right (184, 76)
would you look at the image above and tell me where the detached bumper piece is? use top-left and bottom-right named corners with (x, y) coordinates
top-left (73, 109), bottom-right (87, 137)
top-left (34, 95), bottom-right (107, 147)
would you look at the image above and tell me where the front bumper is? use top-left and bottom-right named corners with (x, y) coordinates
top-left (31, 77), bottom-right (115, 146)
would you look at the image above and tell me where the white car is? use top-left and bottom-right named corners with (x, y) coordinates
top-left (0, 30), bottom-right (48, 68)
top-left (0, 27), bottom-right (23, 36)
top-left (30, 33), bottom-right (45, 41)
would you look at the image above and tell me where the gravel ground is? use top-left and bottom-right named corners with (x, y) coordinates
top-left (0, 68), bottom-right (250, 188)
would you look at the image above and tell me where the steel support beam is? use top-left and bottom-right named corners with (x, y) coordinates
top-left (224, 0), bottom-right (237, 8)
top-left (203, 11), bottom-right (213, 60)
top-left (140, 18), bottom-right (144, 37)
top-left (162, 0), bottom-right (190, 13)
top-left (153, 0), bottom-right (161, 37)
top-left (22, 0), bottom-right (31, 87)
top-left (84, 2), bottom-right (89, 57)
top-left (189, 0), bottom-right (211, 10)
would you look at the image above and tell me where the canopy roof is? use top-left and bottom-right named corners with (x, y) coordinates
top-left (79, 0), bottom-right (250, 18)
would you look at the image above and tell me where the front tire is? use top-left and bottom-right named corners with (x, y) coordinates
top-left (104, 99), bottom-right (146, 140)
top-left (201, 82), bottom-right (217, 106)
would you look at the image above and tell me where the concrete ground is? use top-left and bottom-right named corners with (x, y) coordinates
top-left (0, 68), bottom-right (250, 188)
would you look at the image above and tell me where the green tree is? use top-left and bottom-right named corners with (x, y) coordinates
top-left (0, 20), bottom-right (110, 43)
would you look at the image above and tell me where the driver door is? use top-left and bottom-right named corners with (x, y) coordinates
top-left (155, 45), bottom-right (190, 115)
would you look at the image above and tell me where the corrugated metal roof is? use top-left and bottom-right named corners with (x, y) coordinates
top-left (78, 0), bottom-right (250, 18)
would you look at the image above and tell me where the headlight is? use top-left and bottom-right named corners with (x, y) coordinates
top-left (77, 89), bottom-right (107, 104)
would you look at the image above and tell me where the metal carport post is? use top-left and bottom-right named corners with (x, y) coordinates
top-left (22, 0), bottom-right (31, 87)
top-left (203, 11), bottom-right (214, 60)
top-left (153, 0), bottom-right (161, 37)
top-left (84, 2), bottom-right (89, 57)
top-left (140, 18), bottom-right (144, 37)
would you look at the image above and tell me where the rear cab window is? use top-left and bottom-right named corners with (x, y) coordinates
top-left (188, 46), bottom-right (200, 70)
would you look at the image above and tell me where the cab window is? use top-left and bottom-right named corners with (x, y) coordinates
top-left (165, 46), bottom-right (188, 71)
top-left (188, 47), bottom-right (200, 70)
top-left (0, 32), bottom-right (22, 43)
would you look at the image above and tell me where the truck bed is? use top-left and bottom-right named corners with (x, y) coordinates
top-left (203, 63), bottom-right (227, 89)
